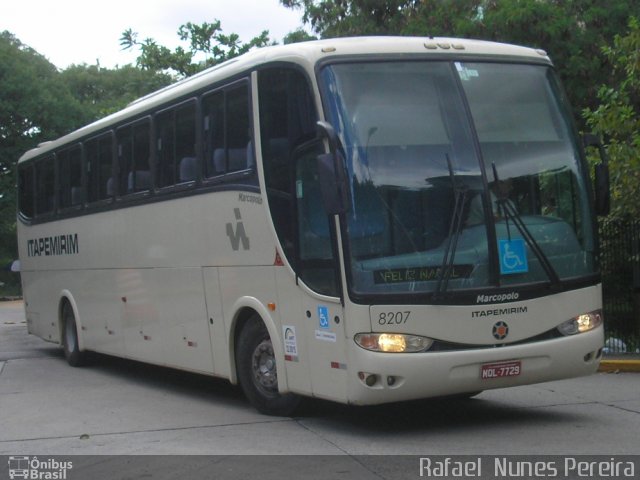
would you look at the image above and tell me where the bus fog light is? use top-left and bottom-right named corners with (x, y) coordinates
top-left (358, 372), bottom-right (377, 386)
top-left (557, 310), bottom-right (603, 336)
top-left (355, 333), bottom-right (433, 353)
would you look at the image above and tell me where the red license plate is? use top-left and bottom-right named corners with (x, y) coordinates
top-left (481, 360), bottom-right (521, 380)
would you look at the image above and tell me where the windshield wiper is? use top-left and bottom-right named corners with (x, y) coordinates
top-left (491, 163), bottom-right (560, 286)
top-left (436, 154), bottom-right (468, 295)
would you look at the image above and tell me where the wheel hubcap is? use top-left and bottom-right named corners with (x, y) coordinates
top-left (251, 339), bottom-right (278, 393)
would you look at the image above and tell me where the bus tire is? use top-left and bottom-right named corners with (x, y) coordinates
top-left (62, 302), bottom-right (88, 367)
top-left (236, 317), bottom-right (301, 416)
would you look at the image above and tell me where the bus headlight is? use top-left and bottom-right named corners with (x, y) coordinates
top-left (557, 310), bottom-right (603, 336)
top-left (355, 333), bottom-right (433, 353)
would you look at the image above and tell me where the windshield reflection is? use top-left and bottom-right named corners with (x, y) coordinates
top-left (319, 60), bottom-right (595, 297)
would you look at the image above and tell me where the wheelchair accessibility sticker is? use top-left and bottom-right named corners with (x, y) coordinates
top-left (318, 305), bottom-right (330, 329)
top-left (498, 239), bottom-right (528, 275)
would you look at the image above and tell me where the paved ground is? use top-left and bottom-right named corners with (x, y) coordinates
top-left (1, 300), bottom-right (639, 478)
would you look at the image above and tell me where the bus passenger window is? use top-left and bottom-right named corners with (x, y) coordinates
top-left (86, 133), bottom-right (114, 202)
top-left (203, 91), bottom-right (225, 177)
top-left (18, 164), bottom-right (35, 218)
top-left (117, 120), bottom-right (151, 194)
top-left (202, 83), bottom-right (251, 178)
top-left (58, 145), bottom-right (83, 209)
top-left (156, 101), bottom-right (196, 187)
top-left (35, 157), bottom-right (55, 215)
top-left (226, 86), bottom-right (250, 173)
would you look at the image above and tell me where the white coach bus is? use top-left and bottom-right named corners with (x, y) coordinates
top-left (17, 37), bottom-right (609, 415)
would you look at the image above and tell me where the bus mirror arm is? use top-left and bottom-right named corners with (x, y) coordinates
top-left (316, 121), bottom-right (350, 215)
top-left (583, 133), bottom-right (610, 216)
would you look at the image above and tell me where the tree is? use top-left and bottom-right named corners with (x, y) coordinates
top-left (0, 33), bottom-right (170, 250)
top-left (281, 0), bottom-right (421, 37)
top-left (454, 0), bottom-right (634, 120)
top-left (281, 0), bottom-right (637, 120)
top-left (60, 64), bottom-right (173, 120)
top-left (120, 21), bottom-right (273, 77)
top-left (583, 17), bottom-right (640, 221)
top-left (0, 31), bottom-right (85, 228)
top-left (283, 28), bottom-right (317, 45)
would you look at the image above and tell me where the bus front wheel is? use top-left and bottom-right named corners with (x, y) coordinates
top-left (236, 317), bottom-right (301, 416)
top-left (62, 302), bottom-right (88, 367)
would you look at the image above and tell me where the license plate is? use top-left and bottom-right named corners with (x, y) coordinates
top-left (481, 360), bottom-right (521, 379)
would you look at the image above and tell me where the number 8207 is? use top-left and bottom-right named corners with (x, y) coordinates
top-left (378, 311), bottom-right (411, 325)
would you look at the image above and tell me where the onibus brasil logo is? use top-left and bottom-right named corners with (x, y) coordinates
top-left (8, 456), bottom-right (73, 479)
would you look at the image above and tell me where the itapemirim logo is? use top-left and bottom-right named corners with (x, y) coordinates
top-left (8, 456), bottom-right (73, 480)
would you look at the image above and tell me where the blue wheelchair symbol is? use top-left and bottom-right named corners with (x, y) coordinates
top-left (318, 306), bottom-right (330, 329)
top-left (498, 239), bottom-right (528, 275)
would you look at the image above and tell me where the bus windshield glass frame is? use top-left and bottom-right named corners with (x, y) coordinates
top-left (318, 59), bottom-right (596, 300)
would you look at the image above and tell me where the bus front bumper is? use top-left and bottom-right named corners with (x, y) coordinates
top-left (345, 326), bottom-right (604, 405)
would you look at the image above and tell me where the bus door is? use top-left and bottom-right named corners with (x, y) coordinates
top-left (294, 141), bottom-right (348, 399)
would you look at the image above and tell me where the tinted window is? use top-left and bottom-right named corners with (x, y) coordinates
top-left (35, 157), bottom-right (55, 215)
top-left (18, 164), bottom-right (35, 218)
top-left (156, 101), bottom-right (197, 186)
top-left (258, 68), bottom-right (326, 292)
top-left (202, 83), bottom-right (251, 178)
top-left (85, 133), bottom-right (114, 202)
top-left (58, 145), bottom-right (83, 208)
top-left (117, 120), bottom-right (151, 194)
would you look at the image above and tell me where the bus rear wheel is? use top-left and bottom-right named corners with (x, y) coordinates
top-left (62, 302), bottom-right (88, 367)
top-left (236, 317), bottom-right (301, 416)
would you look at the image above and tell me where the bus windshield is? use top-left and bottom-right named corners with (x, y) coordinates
top-left (319, 60), bottom-right (596, 297)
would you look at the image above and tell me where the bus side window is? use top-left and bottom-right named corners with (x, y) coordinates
top-left (202, 91), bottom-right (225, 177)
top-left (35, 156), bottom-right (55, 216)
top-left (117, 120), bottom-right (151, 194)
top-left (58, 145), bottom-right (83, 209)
top-left (258, 67), bottom-right (335, 294)
top-left (202, 82), bottom-right (251, 178)
top-left (294, 142), bottom-right (338, 296)
top-left (226, 85), bottom-right (250, 173)
top-left (86, 133), bottom-right (114, 202)
top-left (156, 100), bottom-right (196, 187)
top-left (260, 67), bottom-right (318, 254)
top-left (18, 163), bottom-right (35, 219)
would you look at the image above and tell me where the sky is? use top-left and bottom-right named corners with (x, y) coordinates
top-left (1, 0), bottom-right (307, 69)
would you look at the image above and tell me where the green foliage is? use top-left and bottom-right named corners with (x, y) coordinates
top-left (0, 31), bottom-right (85, 228)
top-left (281, 0), bottom-right (637, 120)
top-left (281, 0), bottom-right (421, 37)
top-left (466, 0), bottom-right (633, 121)
top-left (0, 32), bottom-right (171, 254)
top-left (60, 64), bottom-right (173, 119)
top-left (283, 29), bottom-right (318, 45)
top-left (583, 17), bottom-right (640, 222)
top-left (121, 21), bottom-right (273, 77)
top-left (0, 32), bottom-right (82, 293)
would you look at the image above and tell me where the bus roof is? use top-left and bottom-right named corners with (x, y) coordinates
top-left (18, 36), bottom-right (551, 163)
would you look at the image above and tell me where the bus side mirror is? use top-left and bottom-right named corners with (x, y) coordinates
top-left (316, 121), bottom-right (349, 215)
top-left (583, 133), bottom-right (610, 216)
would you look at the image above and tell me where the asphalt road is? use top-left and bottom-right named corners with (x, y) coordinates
top-left (1, 300), bottom-right (639, 479)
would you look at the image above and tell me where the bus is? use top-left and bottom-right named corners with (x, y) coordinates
top-left (16, 37), bottom-right (609, 416)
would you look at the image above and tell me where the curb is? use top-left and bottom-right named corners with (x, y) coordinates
top-left (599, 359), bottom-right (640, 373)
